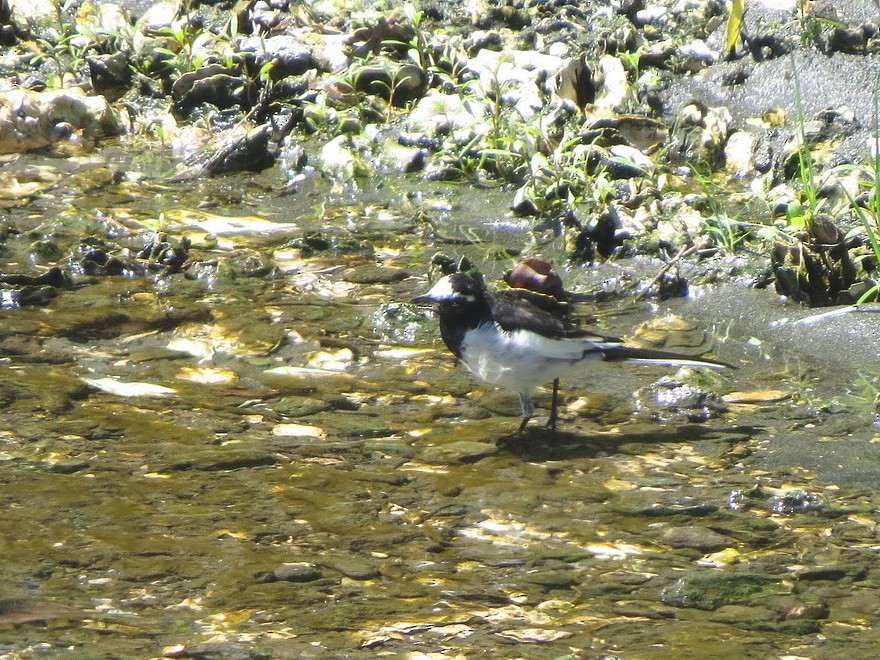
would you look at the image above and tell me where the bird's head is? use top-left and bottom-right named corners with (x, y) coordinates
top-left (411, 273), bottom-right (483, 309)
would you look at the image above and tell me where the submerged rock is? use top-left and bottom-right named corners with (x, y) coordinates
top-left (419, 440), bottom-right (500, 464)
top-left (634, 375), bottom-right (728, 422)
top-left (271, 562), bottom-right (323, 583)
top-left (0, 266), bottom-right (67, 307)
top-left (341, 264), bottom-right (410, 284)
top-left (658, 525), bottom-right (732, 552)
top-left (661, 572), bottom-right (783, 610)
top-left (0, 88), bottom-right (124, 153)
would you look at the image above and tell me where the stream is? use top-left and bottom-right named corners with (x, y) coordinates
top-left (2, 149), bottom-right (880, 659)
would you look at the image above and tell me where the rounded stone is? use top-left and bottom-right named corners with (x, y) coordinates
top-left (273, 562), bottom-right (322, 583)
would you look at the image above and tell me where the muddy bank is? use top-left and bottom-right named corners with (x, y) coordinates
top-left (667, 283), bottom-right (880, 487)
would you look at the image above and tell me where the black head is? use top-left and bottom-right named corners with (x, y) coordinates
top-left (412, 273), bottom-right (489, 357)
top-left (411, 273), bottom-right (485, 310)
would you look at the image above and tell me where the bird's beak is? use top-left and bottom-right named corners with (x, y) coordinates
top-left (410, 293), bottom-right (436, 305)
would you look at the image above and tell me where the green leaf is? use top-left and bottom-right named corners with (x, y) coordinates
top-left (726, 0), bottom-right (745, 56)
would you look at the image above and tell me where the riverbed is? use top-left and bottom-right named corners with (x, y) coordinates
top-left (1, 154), bottom-right (879, 658)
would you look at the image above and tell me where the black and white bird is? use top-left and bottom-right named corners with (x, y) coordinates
top-left (412, 272), bottom-right (729, 433)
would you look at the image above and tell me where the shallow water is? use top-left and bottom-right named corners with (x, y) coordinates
top-left (2, 150), bottom-right (880, 658)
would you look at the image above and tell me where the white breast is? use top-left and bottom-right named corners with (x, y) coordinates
top-left (459, 323), bottom-right (602, 393)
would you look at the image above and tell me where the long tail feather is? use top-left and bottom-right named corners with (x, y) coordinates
top-left (600, 345), bottom-right (731, 369)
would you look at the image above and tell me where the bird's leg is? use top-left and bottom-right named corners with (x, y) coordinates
top-left (546, 378), bottom-right (560, 433)
top-left (517, 393), bottom-right (534, 433)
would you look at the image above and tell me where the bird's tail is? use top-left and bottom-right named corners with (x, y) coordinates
top-left (600, 345), bottom-right (731, 370)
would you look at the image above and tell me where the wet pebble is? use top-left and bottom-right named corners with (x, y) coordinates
top-left (770, 490), bottom-right (824, 515)
top-left (783, 601), bottom-right (830, 621)
top-left (0, 597), bottom-right (84, 625)
top-left (795, 565), bottom-right (854, 582)
top-left (520, 569), bottom-right (581, 589)
top-left (352, 469), bottom-right (410, 486)
top-left (419, 440), bottom-right (500, 464)
top-left (271, 395), bottom-right (332, 417)
top-left (634, 376), bottom-right (727, 422)
top-left (272, 562), bottom-right (323, 583)
top-left (45, 458), bottom-right (90, 474)
top-left (320, 556), bottom-right (380, 580)
top-left (658, 526), bottom-right (732, 552)
top-left (321, 394), bottom-right (361, 411)
top-left (707, 518), bottom-right (783, 547)
top-left (341, 265), bottom-right (410, 284)
top-left (609, 600), bottom-right (677, 620)
top-left (596, 571), bottom-right (656, 595)
top-left (360, 439), bottom-right (417, 460)
top-left (163, 448), bottom-right (281, 471)
top-left (474, 390), bottom-right (529, 417)
top-left (611, 492), bottom-right (718, 517)
top-left (312, 411), bottom-right (392, 438)
top-left (457, 544), bottom-right (529, 566)
top-left (167, 640), bottom-right (265, 660)
top-left (708, 604), bottom-right (777, 626)
top-left (824, 591), bottom-right (880, 619)
top-left (661, 571), bottom-right (782, 610)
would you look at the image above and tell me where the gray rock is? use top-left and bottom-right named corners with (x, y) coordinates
top-left (419, 440), bottom-right (499, 464)
top-left (658, 525), bottom-right (732, 552)
top-left (341, 265), bottom-right (410, 284)
top-left (239, 35), bottom-right (320, 79)
top-left (45, 459), bottom-right (90, 474)
top-left (661, 572), bottom-right (782, 610)
top-left (321, 556), bottom-right (381, 580)
top-left (273, 562), bottom-right (322, 583)
top-left (179, 639), bottom-right (267, 660)
top-left (271, 395), bottom-right (331, 417)
top-left (521, 569), bottom-right (581, 588)
top-left (171, 65), bottom-right (245, 112)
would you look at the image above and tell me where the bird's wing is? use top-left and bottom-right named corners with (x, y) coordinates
top-left (488, 291), bottom-right (569, 338)
top-left (489, 290), bottom-right (627, 358)
top-left (505, 328), bottom-right (602, 360)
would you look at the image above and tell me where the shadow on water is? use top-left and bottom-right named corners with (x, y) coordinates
top-left (502, 423), bottom-right (764, 462)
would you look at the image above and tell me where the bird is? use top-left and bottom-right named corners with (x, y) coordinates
top-left (502, 258), bottom-right (575, 430)
top-left (411, 271), bottom-right (730, 434)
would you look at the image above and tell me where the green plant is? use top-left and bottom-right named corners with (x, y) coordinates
top-left (399, 2), bottom-right (429, 71)
top-left (425, 38), bottom-right (469, 91)
top-left (725, 0), bottom-right (745, 57)
top-left (837, 182), bottom-right (880, 303)
top-left (591, 171), bottom-right (615, 206)
top-left (301, 91), bottom-right (334, 133)
top-left (849, 372), bottom-right (880, 405)
top-left (796, 0), bottom-right (845, 46)
top-left (30, 34), bottom-right (89, 88)
top-left (432, 57), bottom-right (534, 184)
top-left (23, 0), bottom-right (115, 88)
top-left (153, 21), bottom-right (207, 75)
top-left (836, 79), bottom-right (880, 304)
top-left (788, 57), bottom-right (821, 234)
top-left (689, 167), bottom-right (755, 253)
